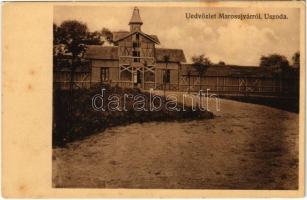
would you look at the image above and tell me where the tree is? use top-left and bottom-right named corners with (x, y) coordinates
top-left (101, 28), bottom-right (113, 45)
top-left (58, 20), bottom-right (89, 94)
top-left (54, 21), bottom-right (112, 90)
top-left (53, 23), bottom-right (63, 45)
top-left (53, 20), bottom-right (91, 119)
top-left (53, 24), bottom-right (68, 62)
top-left (53, 23), bottom-right (113, 57)
top-left (84, 31), bottom-right (103, 45)
top-left (260, 54), bottom-right (290, 73)
top-left (59, 20), bottom-right (88, 57)
top-left (163, 55), bottom-right (170, 97)
top-left (192, 54), bottom-right (211, 91)
top-left (192, 55), bottom-right (211, 104)
top-left (291, 52), bottom-right (300, 98)
top-left (260, 54), bottom-right (290, 94)
top-left (83, 28), bottom-right (113, 45)
top-left (292, 51), bottom-right (300, 69)
top-left (218, 61), bottom-right (226, 65)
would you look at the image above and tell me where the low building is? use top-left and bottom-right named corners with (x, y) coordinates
top-left (180, 64), bottom-right (277, 94)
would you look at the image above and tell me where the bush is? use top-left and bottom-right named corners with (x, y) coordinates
top-left (53, 85), bottom-right (213, 147)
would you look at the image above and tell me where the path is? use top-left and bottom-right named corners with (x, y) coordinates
top-left (53, 95), bottom-right (298, 189)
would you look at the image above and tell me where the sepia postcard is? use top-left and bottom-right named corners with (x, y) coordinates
top-left (2, 1), bottom-right (306, 198)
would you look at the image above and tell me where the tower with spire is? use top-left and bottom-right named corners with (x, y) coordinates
top-left (129, 7), bottom-right (143, 32)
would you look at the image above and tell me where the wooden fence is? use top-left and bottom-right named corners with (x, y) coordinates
top-left (178, 75), bottom-right (299, 97)
top-left (54, 72), bottom-right (299, 98)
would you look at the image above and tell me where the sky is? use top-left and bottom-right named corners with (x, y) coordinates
top-left (54, 5), bottom-right (300, 66)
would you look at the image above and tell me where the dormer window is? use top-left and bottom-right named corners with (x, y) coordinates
top-left (133, 42), bottom-right (140, 48)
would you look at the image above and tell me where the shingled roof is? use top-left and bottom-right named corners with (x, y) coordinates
top-left (84, 45), bottom-right (186, 63)
top-left (146, 34), bottom-right (160, 44)
top-left (129, 7), bottom-right (143, 25)
top-left (84, 46), bottom-right (118, 60)
top-left (113, 31), bottom-right (130, 42)
top-left (155, 48), bottom-right (186, 63)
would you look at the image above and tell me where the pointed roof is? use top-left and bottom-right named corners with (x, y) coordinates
top-left (113, 31), bottom-right (160, 44)
top-left (129, 7), bottom-right (143, 25)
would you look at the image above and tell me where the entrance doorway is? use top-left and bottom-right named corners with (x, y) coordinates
top-left (133, 70), bottom-right (142, 88)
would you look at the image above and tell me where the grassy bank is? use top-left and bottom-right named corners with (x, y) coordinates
top-left (53, 85), bottom-right (213, 147)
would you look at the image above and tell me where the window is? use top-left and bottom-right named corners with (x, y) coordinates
top-left (132, 33), bottom-right (141, 62)
top-left (144, 71), bottom-right (155, 82)
top-left (120, 67), bottom-right (132, 81)
top-left (132, 34), bottom-right (140, 48)
top-left (133, 51), bottom-right (140, 62)
top-left (133, 51), bottom-right (140, 57)
top-left (163, 69), bottom-right (170, 83)
top-left (133, 42), bottom-right (140, 48)
top-left (100, 67), bottom-right (109, 82)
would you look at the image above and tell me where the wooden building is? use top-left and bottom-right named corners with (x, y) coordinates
top-left (83, 7), bottom-right (186, 90)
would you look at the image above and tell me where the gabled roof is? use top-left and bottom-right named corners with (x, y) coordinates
top-left (84, 45), bottom-right (186, 63)
top-left (113, 31), bottom-right (130, 42)
top-left (113, 31), bottom-right (160, 44)
top-left (84, 45), bottom-right (118, 60)
top-left (129, 7), bottom-right (143, 25)
top-left (155, 48), bottom-right (186, 63)
top-left (145, 34), bottom-right (160, 44)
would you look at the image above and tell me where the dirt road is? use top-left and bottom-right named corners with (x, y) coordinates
top-left (53, 97), bottom-right (298, 189)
